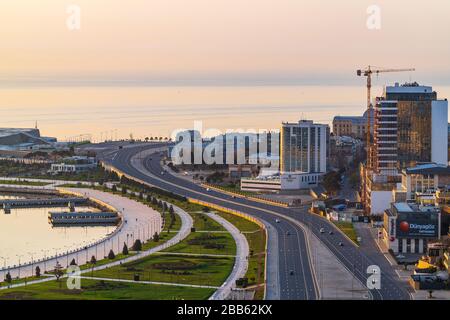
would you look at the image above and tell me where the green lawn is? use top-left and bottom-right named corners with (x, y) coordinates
top-left (91, 253), bottom-right (234, 287)
top-left (214, 211), bottom-right (261, 232)
top-left (141, 229), bottom-right (179, 251)
top-left (333, 221), bottom-right (358, 244)
top-left (0, 279), bottom-right (214, 300)
top-left (191, 212), bottom-right (226, 231)
top-left (0, 179), bottom-right (50, 186)
top-left (163, 232), bottom-right (236, 255)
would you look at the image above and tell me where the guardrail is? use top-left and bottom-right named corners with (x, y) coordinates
top-left (201, 183), bottom-right (289, 208)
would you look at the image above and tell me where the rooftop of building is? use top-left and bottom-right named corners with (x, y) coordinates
top-left (333, 109), bottom-right (374, 124)
top-left (392, 202), bottom-right (441, 214)
top-left (404, 163), bottom-right (450, 176)
top-left (0, 128), bottom-right (41, 138)
top-left (282, 119), bottom-right (328, 127)
top-left (386, 82), bottom-right (433, 94)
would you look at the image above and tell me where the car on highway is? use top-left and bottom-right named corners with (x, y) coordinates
top-left (329, 231), bottom-right (334, 235)
top-left (276, 219), bottom-right (280, 223)
top-left (289, 270), bottom-right (294, 276)
top-left (286, 231), bottom-right (290, 236)
top-left (160, 171), bottom-right (165, 175)
top-left (338, 242), bottom-right (344, 247)
top-left (206, 188), bottom-right (211, 192)
top-left (320, 228), bottom-right (325, 234)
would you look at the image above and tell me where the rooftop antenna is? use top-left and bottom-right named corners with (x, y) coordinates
top-left (35, 121), bottom-right (38, 129)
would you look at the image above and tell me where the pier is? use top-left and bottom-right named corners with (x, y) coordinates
top-left (48, 211), bottom-right (120, 226)
top-left (0, 197), bottom-right (87, 209)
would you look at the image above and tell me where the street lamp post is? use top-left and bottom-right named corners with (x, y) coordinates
top-left (16, 254), bottom-right (23, 279)
top-left (28, 252), bottom-right (34, 281)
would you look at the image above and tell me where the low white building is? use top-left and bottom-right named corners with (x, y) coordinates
top-left (241, 171), bottom-right (322, 192)
top-left (50, 156), bottom-right (97, 174)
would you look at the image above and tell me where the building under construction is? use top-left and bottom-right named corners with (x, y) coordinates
top-left (361, 83), bottom-right (448, 215)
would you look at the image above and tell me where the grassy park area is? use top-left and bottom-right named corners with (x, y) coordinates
top-left (0, 179), bottom-right (50, 186)
top-left (91, 253), bottom-right (234, 287)
top-left (0, 279), bottom-right (214, 300)
top-left (163, 232), bottom-right (236, 255)
top-left (333, 221), bottom-right (358, 244)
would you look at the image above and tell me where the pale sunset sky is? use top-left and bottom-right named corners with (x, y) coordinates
top-left (1, 0), bottom-right (449, 85)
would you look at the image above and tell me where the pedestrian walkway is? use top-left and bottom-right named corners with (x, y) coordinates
top-left (205, 212), bottom-right (249, 300)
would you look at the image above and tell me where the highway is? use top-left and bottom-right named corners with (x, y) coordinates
top-left (100, 143), bottom-right (411, 300)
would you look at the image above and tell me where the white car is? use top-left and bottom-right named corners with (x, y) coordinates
top-left (206, 188), bottom-right (211, 192)
top-left (320, 228), bottom-right (325, 234)
top-left (275, 219), bottom-right (280, 223)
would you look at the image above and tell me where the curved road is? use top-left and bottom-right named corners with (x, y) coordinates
top-left (102, 143), bottom-right (411, 300)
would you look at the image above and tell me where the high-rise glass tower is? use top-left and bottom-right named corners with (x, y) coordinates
top-left (280, 120), bottom-right (328, 173)
top-left (374, 83), bottom-right (448, 175)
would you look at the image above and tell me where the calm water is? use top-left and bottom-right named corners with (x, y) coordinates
top-left (0, 206), bottom-right (115, 267)
top-left (3, 85), bottom-right (449, 141)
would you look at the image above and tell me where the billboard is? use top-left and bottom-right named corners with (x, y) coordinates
top-left (396, 211), bottom-right (439, 238)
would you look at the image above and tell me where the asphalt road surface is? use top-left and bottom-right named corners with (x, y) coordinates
top-left (100, 143), bottom-right (411, 300)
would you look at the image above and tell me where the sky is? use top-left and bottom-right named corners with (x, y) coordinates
top-left (1, 0), bottom-right (450, 86)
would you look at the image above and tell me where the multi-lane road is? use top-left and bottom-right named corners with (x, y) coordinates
top-left (99, 143), bottom-right (411, 300)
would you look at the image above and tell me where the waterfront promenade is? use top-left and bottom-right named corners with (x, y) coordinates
top-left (0, 188), bottom-right (163, 279)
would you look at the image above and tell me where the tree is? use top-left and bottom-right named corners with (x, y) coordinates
top-left (90, 255), bottom-right (97, 265)
top-left (108, 249), bottom-right (116, 260)
top-left (70, 258), bottom-right (77, 266)
top-left (169, 205), bottom-right (174, 215)
top-left (132, 239), bottom-right (142, 251)
top-left (139, 192), bottom-right (144, 200)
top-left (54, 263), bottom-right (64, 281)
top-left (322, 171), bottom-right (341, 195)
top-left (35, 266), bottom-right (41, 277)
top-left (153, 232), bottom-right (160, 242)
top-left (5, 272), bottom-right (12, 284)
top-left (111, 184), bottom-right (117, 192)
top-left (122, 243), bottom-right (129, 255)
top-left (121, 186), bottom-right (127, 195)
top-left (152, 197), bottom-right (158, 206)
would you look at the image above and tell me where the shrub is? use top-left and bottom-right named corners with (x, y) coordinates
top-left (132, 239), bottom-right (142, 251)
top-left (108, 249), bottom-right (116, 260)
top-left (122, 243), bottom-right (129, 255)
top-left (35, 266), bottom-right (41, 277)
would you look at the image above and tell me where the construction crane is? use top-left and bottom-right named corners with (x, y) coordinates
top-left (356, 66), bottom-right (415, 168)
